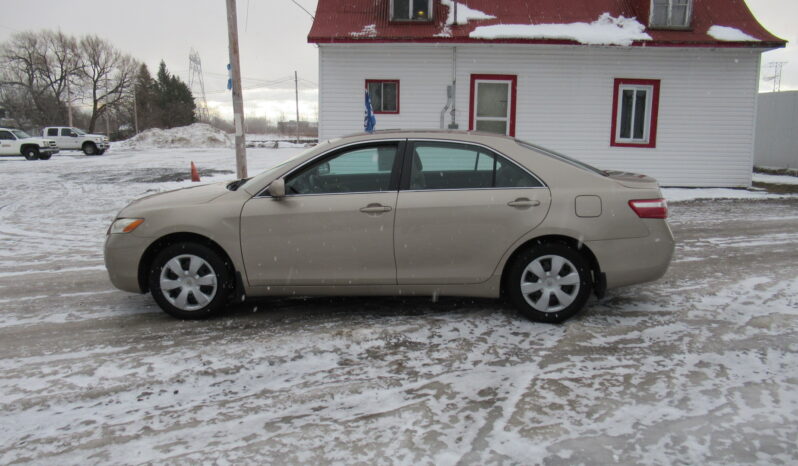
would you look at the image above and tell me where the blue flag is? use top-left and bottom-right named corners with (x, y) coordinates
top-left (364, 90), bottom-right (376, 133)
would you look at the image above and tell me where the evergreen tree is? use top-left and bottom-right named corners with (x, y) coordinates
top-left (134, 63), bottom-right (159, 130)
top-left (155, 61), bottom-right (195, 128)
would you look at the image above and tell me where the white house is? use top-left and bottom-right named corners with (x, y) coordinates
top-left (308, 0), bottom-right (785, 187)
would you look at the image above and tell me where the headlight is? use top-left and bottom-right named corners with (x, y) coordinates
top-left (109, 218), bottom-right (144, 234)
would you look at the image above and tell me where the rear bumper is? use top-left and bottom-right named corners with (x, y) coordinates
top-left (586, 219), bottom-right (675, 289)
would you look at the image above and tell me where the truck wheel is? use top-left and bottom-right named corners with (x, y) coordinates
top-left (83, 142), bottom-right (97, 155)
top-left (23, 147), bottom-right (39, 160)
top-left (38, 152), bottom-right (52, 160)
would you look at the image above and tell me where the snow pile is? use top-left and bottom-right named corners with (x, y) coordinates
top-left (442, 0), bottom-right (495, 25)
top-left (753, 173), bottom-right (798, 185)
top-left (662, 187), bottom-right (794, 202)
top-left (350, 24), bottom-right (377, 38)
top-left (115, 123), bottom-right (233, 151)
top-left (707, 25), bottom-right (759, 42)
top-left (470, 13), bottom-right (652, 46)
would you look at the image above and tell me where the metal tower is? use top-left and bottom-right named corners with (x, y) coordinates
top-left (765, 62), bottom-right (787, 92)
top-left (188, 48), bottom-right (211, 121)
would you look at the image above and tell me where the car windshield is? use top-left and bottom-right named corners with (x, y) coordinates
top-left (12, 130), bottom-right (30, 139)
top-left (239, 142), bottom-right (331, 192)
top-left (73, 128), bottom-right (86, 135)
top-left (516, 139), bottom-right (607, 177)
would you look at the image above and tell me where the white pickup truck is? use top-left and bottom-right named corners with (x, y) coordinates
top-left (0, 127), bottom-right (59, 160)
top-left (42, 126), bottom-right (110, 155)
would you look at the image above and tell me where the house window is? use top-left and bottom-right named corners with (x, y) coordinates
top-left (469, 74), bottom-right (517, 137)
top-left (391, 0), bottom-right (433, 21)
top-left (650, 0), bottom-right (692, 29)
top-left (366, 80), bottom-right (400, 114)
top-left (611, 78), bottom-right (660, 148)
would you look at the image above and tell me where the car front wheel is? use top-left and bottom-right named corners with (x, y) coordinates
top-left (148, 242), bottom-right (231, 319)
top-left (23, 147), bottom-right (39, 160)
top-left (83, 142), bottom-right (97, 155)
top-left (507, 242), bottom-right (593, 323)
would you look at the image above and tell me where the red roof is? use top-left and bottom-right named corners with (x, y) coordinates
top-left (308, 0), bottom-right (785, 48)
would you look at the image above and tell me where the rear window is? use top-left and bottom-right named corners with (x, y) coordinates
top-left (516, 140), bottom-right (607, 177)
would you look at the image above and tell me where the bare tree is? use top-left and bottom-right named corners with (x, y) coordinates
top-left (78, 35), bottom-right (138, 133)
top-left (0, 30), bottom-right (82, 127)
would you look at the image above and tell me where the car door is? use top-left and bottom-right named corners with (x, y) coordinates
top-left (0, 130), bottom-right (15, 155)
top-left (240, 141), bottom-right (404, 286)
top-left (57, 128), bottom-right (78, 149)
top-left (394, 140), bottom-right (551, 285)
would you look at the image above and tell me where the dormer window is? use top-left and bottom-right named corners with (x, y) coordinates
top-left (650, 0), bottom-right (692, 29)
top-left (391, 0), bottom-right (433, 21)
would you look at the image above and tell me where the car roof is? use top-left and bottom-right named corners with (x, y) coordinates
top-left (336, 129), bottom-right (517, 143)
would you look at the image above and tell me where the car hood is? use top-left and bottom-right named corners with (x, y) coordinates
top-left (120, 181), bottom-right (232, 216)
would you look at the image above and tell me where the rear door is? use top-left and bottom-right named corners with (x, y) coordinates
top-left (394, 140), bottom-right (551, 284)
top-left (240, 141), bottom-right (405, 286)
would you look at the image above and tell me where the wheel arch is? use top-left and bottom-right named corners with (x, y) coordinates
top-left (137, 232), bottom-right (237, 293)
top-left (499, 234), bottom-right (603, 298)
top-left (20, 144), bottom-right (39, 155)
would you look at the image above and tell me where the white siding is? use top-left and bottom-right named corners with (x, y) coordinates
top-left (319, 44), bottom-right (762, 187)
top-left (755, 91), bottom-right (798, 170)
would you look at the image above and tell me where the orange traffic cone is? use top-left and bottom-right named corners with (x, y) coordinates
top-left (190, 161), bottom-right (200, 182)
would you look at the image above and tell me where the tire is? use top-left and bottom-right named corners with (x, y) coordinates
top-left (83, 142), bottom-right (97, 155)
top-left (23, 147), bottom-right (39, 160)
top-left (148, 242), bottom-right (232, 319)
top-left (38, 152), bottom-right (52, 160)
top-left (97, 149), bottom-right (106, 155)
top-left (506, 242), bottom-right (593, 323)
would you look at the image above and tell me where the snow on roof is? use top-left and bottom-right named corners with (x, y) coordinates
top-left (707, 25), bottom-right (760, 42)
top-left (350, 24), bottom-right (377, 38)
top-left (441, 0), bottom-right (495, 26)
top-left (470, 13), bottom-right (651, 47)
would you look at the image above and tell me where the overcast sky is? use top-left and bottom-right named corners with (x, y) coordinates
top-left (0, 0), bottom-right (794, 121)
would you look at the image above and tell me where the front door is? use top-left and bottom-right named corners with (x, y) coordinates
top-left (470, 74), bottom-right (517, 137)
top-left (240, 142), bottom-right (403, 286)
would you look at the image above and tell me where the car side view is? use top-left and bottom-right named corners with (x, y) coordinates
top-left (104, 131), bottom-right (674, 323)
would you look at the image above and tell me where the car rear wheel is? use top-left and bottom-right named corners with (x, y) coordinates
top-left (83, 142), bottom-right (97, 155)
top-left (148, 242), bottom-right (231, 319)
top-left (507, 242), bottom-right (592, 323)
top-left (23, 147), bottom-right (39, 160)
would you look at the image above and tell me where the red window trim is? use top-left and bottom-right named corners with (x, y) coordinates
top-left (468, 74), bottom-right (517, 137)
top-left (365, 79), bottom-right (400, 114)
top-left (610, 78), bottom-right (660, 149)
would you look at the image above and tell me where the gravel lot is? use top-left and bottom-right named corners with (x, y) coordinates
top-left (1, 149), bottom-right (797, 464)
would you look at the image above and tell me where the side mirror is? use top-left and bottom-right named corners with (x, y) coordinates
top-left (268, 178), bottom-right (286, 198)
top-left (70, 133), bottom-right (78, 137)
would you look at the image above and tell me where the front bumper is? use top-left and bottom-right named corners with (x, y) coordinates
top-left (104, 232), bottom-right (150, 293)
top-left (40, 147), bottom-right (59, 155)
top-left (586, 219), bottom-right (675, 290)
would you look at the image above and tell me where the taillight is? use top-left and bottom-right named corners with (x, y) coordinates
top-left (629, 199), bottom-right (668, 219)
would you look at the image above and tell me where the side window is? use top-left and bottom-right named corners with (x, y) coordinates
top-left (285, 144), bottom-right (398, 195)
top-left (61, 128), bottom-right (74, 137)
top-left (409, 142), bottom-right (542, 190)
top-left (0, 131), bottom-right (14, 140)
top-left (47, 128), bottom-right (58, 137)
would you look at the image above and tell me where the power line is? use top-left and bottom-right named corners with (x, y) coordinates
top-left (287, 0), bottom-right (315, 20)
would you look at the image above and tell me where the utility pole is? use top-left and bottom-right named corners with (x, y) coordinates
top-left (66, 80), bottom-right (73, 127)
top-left (295, 70), bottom-right (300, 144)
top-left (105, 75), bottom-right (111, 137)
top-left (132, 86), bottom-right (139, 134)
top-left (226, 0), bottom-right (248, 179)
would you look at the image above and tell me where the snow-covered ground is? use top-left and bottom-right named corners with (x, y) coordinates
top-left (1, 147), bottom-right (797, 464)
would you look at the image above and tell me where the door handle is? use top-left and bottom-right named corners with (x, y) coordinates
top-left (507, 198), bottom-right (541, 208)
top-left (359, 203), bottom-right (392, 214)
